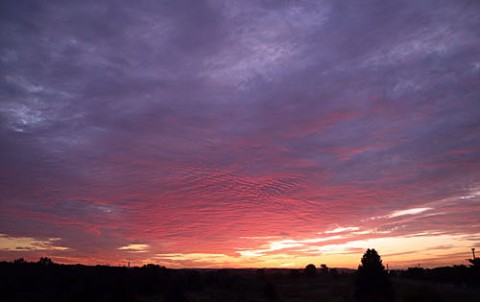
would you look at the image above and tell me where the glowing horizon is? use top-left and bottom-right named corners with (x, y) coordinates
top-left (1, 0), bottom-right (479, 269)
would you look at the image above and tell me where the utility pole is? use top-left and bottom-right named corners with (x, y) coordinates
top-left (472, 248), bottom-right (476, 259)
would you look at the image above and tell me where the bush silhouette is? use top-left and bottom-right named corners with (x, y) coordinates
top-left (13, 258), bottom-right (26, 264)
top-left (320, 264), bottom-right (329, 274)
top-left (354, 249), bottom-right (393, 302)
top-left (304, 264), bottom-right (317, 278)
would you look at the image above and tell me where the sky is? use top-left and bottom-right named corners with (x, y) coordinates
top-left (1, 0), bottom-right (480, 269)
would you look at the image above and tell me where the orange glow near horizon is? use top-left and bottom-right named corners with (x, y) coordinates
top-left (3, 225), bottom-right (478, 269)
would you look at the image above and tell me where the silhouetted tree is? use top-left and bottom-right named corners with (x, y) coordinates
top-left (304, 264), bottom-right (317, 278)
top-left (468, 248), bottom-right (480, 285)
top-left (320, 264), bottom-right (329, 274)
top-left (354, 249), bottom-right (393, 302)
top-left (468, 257), bottom-right (480, 268)
top-left (38, 257), bottom-right (53, 266)
top-left (13, 258), bottom-right (26, 264)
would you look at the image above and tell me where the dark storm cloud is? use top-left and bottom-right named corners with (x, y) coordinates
top-left (1, 0), bottom-right (479, 266)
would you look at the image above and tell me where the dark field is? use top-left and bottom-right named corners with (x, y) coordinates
top-left (1, 262), bottom-right (479, 302)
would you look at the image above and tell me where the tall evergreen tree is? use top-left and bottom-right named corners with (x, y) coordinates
top-left (354, 249), bottom-right (394, 302)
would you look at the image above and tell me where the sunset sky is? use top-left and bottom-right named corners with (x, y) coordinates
top-left (1, 0), bottom-right (480, 269)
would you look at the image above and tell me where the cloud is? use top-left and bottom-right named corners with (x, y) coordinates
top-left (0, 234), bottom-right (68, 251)
top-left (118, 244), bottom-right (149, 253)
top-left (388, 208), bottom-right (432, 218)
top-left (0, 0), bottom-right (479, 268)
top-left (324, 227), bottom-right (360, 234)
top-left (237, 235), bottom-right (345, 257)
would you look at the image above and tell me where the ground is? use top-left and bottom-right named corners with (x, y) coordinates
top-left (1, 263), bottom-right (479, 301)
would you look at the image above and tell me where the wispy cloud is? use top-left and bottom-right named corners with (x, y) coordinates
top-left (324, 227), bottom-right (360, 234)
top-left (118, 244), bottom-right (149, 253)
top-left (388, 208), bottom-right (432, 218)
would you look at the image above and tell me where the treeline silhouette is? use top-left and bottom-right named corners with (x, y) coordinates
top-left (1, 249), bottom-right (479, 302)
top-left (1, 260), bottom-right (167, 301)
top-left (396, 265), bottom-right (480, 286)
